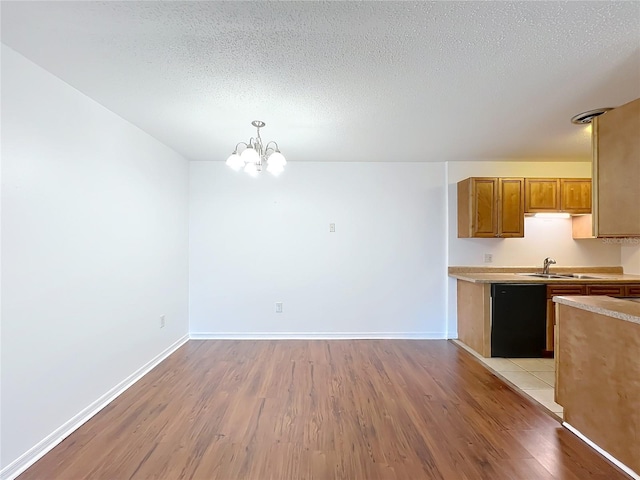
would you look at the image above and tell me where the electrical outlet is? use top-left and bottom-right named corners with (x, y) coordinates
top-left (329, 223), bottom-right (335, 232)
top-left (275, 302), bottom-right (283, 313)
top-left (484, 253), bottom-right (493, 264)
top-left (160, 315), bottom-right (166, 328)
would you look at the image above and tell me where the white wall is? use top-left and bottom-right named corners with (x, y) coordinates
top-left (446, 161), bottom-right (622, 336)
top-left (0, 46), bottom-right (190, 472)
top-left (622, 244), bottom-right (640, 275)
top-left (189, 162), bottom-right (447, 337)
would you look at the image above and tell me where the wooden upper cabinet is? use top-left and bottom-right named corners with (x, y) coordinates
top-left (571, 213), bottom-right (594, 239)
top-left (560, 179), bottom-right (592, 213)
top-left (525, 179), bottom-right (560, 212)
top-left (458, 177), bottom-right (496, 238)
top-left (458, 177), bottom-right (524, 238)
top-left (525, 177), bottom-right (592, 215)
top-left (498, 178), bottom-right (525, 237)
top-left (593, 97), bottom-right (640, 237)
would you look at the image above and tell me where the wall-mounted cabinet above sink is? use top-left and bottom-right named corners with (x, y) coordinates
top-left (457, 176), bottom-right (592, 239)
top-left (524, 178), bottom-right (591, 214)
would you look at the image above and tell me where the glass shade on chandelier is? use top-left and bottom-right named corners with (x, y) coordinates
top-left (226, 120), bottom-right (287, 176)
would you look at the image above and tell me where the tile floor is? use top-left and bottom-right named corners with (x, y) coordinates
top-left (453, 340), bottom-right (563, 419)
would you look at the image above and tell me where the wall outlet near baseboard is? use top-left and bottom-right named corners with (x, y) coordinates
top-left (484, 253), bottom-right (493, 263)
top-left (275, 302), bottom-right (283, 313)
top-left (160, 315), bottom-right (166, 328)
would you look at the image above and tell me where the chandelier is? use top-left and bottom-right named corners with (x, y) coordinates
top-left (225, 120), bottom-right (287, 176)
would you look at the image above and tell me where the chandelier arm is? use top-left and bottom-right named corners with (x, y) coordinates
top-left (234, 142), bottom-right (248, 153)
top-left (264, 141), bottom-right (280, 153)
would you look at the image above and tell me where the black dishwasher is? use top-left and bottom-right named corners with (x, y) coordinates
top-left (491, 283), bottom-right (546, 358)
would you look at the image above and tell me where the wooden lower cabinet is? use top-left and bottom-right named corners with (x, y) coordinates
top-left (586, 285), bottom-right (625, 296)
top-left (457, 280), bottom-right (640, 358)
top-left (456, 280), bottom-right (491, 356)
top-left (546, 283), bottom-right (639, 354)
top-left (546, 285), bottom-right (585, 353)
top-left (626, 285), bottom-right (640, 296)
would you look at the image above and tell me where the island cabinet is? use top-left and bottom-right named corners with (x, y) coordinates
top-left (592, 97), bottom-right (640, 237)
top-left (554, 298), bottom-right (640, 476)
top-left (457, 177), bottom-right (524, 238)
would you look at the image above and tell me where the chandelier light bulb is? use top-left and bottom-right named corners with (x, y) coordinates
top-left (225, 153), bottom-right (244, 171)
top-left (266, 162), bottom-right (284, 176)
top-left (240, 146), bottom-right (260, 164)
top-left (267, 151), bottom-right (287, 167)
top-left (244, 161), bottom-right (258, 177)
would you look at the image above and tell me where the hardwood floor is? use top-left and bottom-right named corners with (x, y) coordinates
top-left (19, 340), bottom-right (628, 479)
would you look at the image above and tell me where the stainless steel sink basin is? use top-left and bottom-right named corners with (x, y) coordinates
top-left (555, 273), bottom-right (604, 279)
top-left (518, 273), bottom-right (568, 279)
top-left (517, 273), bottom-right (605, 280)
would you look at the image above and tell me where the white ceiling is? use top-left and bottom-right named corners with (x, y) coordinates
top-left (2, 1), bottom-right (639, 163)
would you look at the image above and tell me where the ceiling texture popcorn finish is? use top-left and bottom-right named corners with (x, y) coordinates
top-left (1, 1), bottom-right (639, 163)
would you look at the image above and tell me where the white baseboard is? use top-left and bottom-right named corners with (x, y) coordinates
top-left (563, 422), bottom-right (639, 480)
top-left (189, 332), bottom-right (448, 340)
top-left (0, 334), bottom-right (189, 480)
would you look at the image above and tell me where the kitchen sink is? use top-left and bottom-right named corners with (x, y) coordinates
top-left (554, 273), bottom-right (605, 279)
top-left (517, 273), bottom-right (605, 280)
top-left (518, 273), bottom-right (568, 279)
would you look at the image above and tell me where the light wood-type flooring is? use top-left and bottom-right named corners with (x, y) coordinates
top-left (19, 340), bottom-right (629, 479)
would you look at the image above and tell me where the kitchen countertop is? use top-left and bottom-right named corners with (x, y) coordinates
top-left (448, 266), bottom-right (640, 284)
top-left (553, 295), bottom-right (640, 325)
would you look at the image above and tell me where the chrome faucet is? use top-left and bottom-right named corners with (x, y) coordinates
top-left (542, 257), bottom-right (556, 274)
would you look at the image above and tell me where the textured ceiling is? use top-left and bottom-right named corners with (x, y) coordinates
top-left (2, 1), bottom-right (639, 163)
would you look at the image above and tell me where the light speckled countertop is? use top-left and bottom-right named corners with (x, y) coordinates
top-left (554, 295), bottom-right (640, 325)
top-left (448, 266), bottom-right (640, 284)
top-left (449, 272), bottom-right (640, 284)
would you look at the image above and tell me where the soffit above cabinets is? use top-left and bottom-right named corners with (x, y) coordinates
top-left (2, 1), bottom-right (639, 163)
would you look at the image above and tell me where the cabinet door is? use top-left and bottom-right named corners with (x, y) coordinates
top-left (546, 285), bottom-right (585, 354)
top-left (457, 177), bottom-right (498, 238)
top-left (561, 179), bottom-right (592, 213)
top-left (525, 178), bottom-right (560, 212)
top-left (586, 285), bottom-right (625, 297)
top-left (625, 285), bottom-right (640, 297)
top-left (498, 178), bottom-right (524, 237)
top-left (472, 178), bottom-right (499, 237)
top-left (593, 97), bottom-right (640, 237)
top-left (546, 285), bottom-right (586, 298)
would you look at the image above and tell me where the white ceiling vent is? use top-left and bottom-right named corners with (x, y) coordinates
top-left (570, 108), bottom-right (613, 125)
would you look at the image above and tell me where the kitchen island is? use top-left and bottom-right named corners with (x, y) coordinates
top-left (553, 295), bottom-right (640, 479)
